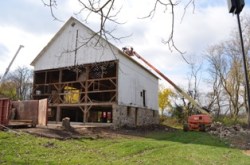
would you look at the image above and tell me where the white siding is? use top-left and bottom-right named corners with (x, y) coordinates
top-left (33, 19), bottom-right (118, 71)
top-left (117, 55), bottom-right (159, 110)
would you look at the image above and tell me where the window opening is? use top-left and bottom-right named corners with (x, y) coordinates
top-left (142, 90), bottom-right (146, 107)
top-left (127, 107), bottom-right (131, 117)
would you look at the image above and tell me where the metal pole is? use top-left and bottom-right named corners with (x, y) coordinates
top-left (236, 13), bottom-right (250, 127)
top-left (1, 45), bottom-right (24, 82)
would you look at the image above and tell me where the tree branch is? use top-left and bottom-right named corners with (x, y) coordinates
top-left (41, 0), bottom-right (63, 22)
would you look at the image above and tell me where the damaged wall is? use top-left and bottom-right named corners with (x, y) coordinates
top-left (112, 104), bottom-right (159, 128)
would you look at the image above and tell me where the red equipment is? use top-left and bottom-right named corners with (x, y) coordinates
top-left (183, 114), bottom-right (212, 132)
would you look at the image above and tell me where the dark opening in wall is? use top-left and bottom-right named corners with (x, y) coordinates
top-left (47, 71), bottom-right (59, 83)
top-left (142, 90), bottom-right (146, 107)
top-left (88, 106), bottom-right (112, 123)
top-left (89, 62), bottom-right (117, 79)
top-left (88, 92), bottom-right (116, 102)
top-left (48, 108), bottom-right (56, 121)
top-left (61, 107), bottom-right (83, 122)
top-left (127, 107), bottom-right (131, 117)
top-left (62, 69), bottom-right (77, 82)
top-left (34, 72), bottom-right (46, 84)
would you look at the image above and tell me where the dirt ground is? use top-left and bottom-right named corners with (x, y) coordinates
top-left (224, 132), bottom-right (250, 150)
top-left (207, 123), bottom-right (250, 150)
top-left (13, 124), bottom-right (175, 140)
top-left (5, 123), bottom-right (250, 152)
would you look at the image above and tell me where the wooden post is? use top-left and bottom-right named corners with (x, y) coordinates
top-left (84, 66), bottom-right (89, 123)
top-left (83, 107), bottom-right (87, 123)
top-left (59, 69), bottom-right (62, 104)
top-left (56, 106), bottom-right (61, 123)
top-left (79, 106), bottom-right (87, 123)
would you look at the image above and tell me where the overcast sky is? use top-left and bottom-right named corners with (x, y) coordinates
top-left (0, 0), bottom-right (250, 91)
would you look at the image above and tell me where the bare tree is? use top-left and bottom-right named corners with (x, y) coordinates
top-left (186, 55), bottom-right (203, 101)
top-left (42, 0), bottom-right (196, 54)
top-left (7, 66), bottom-right (33, 100)
top-left (206, 45), bottom-right (230, 117)
top-left (176, 54), bottom-right (203, 115)
top-left (206, 40), bottom-right (245, 119)
top-left (204, 14), bottom-right (250, 120)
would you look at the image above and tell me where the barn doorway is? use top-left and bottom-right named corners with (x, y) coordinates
top-left (88, 106), bottom-right (112, 123)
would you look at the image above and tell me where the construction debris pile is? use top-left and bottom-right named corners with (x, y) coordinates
top-left (207, 122), bottom-right (250, 149)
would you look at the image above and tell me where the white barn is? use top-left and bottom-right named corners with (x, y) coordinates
top-left (31, 17), bottom-right (159, 127)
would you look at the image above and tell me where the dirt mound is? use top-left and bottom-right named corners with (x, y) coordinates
top-left (208, 122), bottom-right (250, 150)
top-left (19, 127), bottom-right (83, 140)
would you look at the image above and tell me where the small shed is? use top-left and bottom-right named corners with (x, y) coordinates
top-left (31, 17), bottom-right (159, 127)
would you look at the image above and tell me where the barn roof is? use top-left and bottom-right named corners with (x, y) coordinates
top-left (31, 17), bottom-right (158, 79)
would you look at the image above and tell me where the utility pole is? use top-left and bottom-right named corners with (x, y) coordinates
top-left (227, 0), bottom-right (250, 127)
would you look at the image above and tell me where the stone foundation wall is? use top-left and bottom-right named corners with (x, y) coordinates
top-left (112, 104), bottom-right (159, 128)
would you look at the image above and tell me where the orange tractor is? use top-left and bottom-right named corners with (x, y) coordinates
top-left (183, 114), bottom-right (212, 132)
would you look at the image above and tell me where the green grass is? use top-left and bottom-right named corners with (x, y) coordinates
top-left (161, 116), bottom-right (183, 129)
top-left (0, 130), bottom-right (250, 165)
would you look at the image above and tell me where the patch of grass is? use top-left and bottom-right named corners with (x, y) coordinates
top-left (0, 130), bottom-right (250, 164)
top-left (161, 117), bottom-right (183, 129)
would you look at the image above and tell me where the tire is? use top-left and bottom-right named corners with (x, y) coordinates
top-left (199, 124), bottom-right (205, 132)
top-left (183, 123), bottom-right (189, 132)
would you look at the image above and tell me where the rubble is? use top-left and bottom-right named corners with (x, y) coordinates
top-left (207, 122), bottom-right (250, 150)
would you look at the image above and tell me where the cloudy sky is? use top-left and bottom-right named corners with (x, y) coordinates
top-left (0, 0), bottom-right (250, 91)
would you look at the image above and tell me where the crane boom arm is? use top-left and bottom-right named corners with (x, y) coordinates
top-left (1, 45), bottom-right (24, 82)
top-left (122, 47), bottom-right (208, 114)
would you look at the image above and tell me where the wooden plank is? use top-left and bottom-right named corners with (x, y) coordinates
top-left (9, 120), bottom-right (33, 123)
top-left (8, 120), bottom-right (33, 127)
top-left (38, 98), bottom-right (48, 126)
top-left (49, 102), bottom-right (114, 107)
top-left (88, 89), bottom-right (116, 93)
